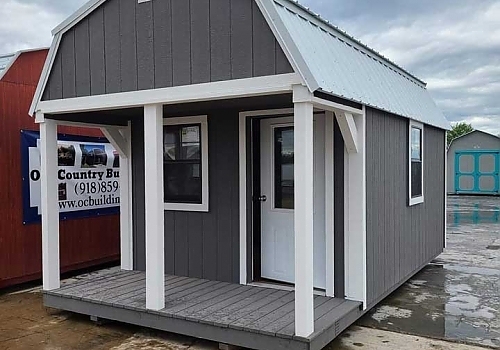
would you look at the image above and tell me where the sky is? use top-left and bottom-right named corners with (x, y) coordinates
top-left (1, 0), bottom-right (499, 135)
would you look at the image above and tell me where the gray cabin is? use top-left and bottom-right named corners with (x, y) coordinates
top-left (31, 0), bottom-right (450, 349)
top-left (447, 130), bottom-right (500, 195)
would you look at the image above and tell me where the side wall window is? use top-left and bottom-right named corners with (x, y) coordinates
top-left (409, 120), bottom-right (424, 206)
top-left (163, 115), bottom-right (209, 212)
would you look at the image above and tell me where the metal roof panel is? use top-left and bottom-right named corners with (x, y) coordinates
top-left (274, 0), bottom-right (450, 130)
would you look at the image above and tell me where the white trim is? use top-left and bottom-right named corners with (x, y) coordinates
top-left (35, 73), bottom-right (301, 115)
top-left (101, 127), bottom-right (128, 157)
top-left (248, 282), bottom-right (327, 296)
top-left (292, 85), bottom-right (363, 116)
top-left (52, 0), bottom-right (106, 35)
top-left (0, 52), bottom-right (21, 82)
top-left (30, 33), bottom-right (62, 117)
top-left (144, 104), bottom-right (165, 310)
top-left (444, 133), bottom-right (447, 249)
top-left (325, 111), bottom-right (335, 297)
top-left (239, 113), bottom-right (248, 285)
top-left (254, 0), bottom-right (319, 92)
top-left (40, 117), bottom-right (60, 290)
top-left (163, 116), bottom-right (209, 212)
top-left (344, 106), bottom-right (367, 308)
top-left (336, 112), bottom-right (359, 154)
top-left (293, 98), bottom-right (315, 337)
top-left (409, 120), bottom-right (425, 206)
top-left (101, 125), bottom-right (134, 270)
top-left (0, 48), bottom-right (49, 82)
top-left (238, 108), bottom-right (295, 285)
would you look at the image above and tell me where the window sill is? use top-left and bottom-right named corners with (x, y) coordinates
top-left (409, 196), bottom-right (424, 206)
top-left (164, 203), bottom-right (209, 212)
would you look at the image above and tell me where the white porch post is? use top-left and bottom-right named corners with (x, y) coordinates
top-left (101, 125), bottom-right (134, 271)
top-left (39, 116), bottom-right (60, 290)
top-left (342, 109), bottom-right (367, 308)
top-left (144, 104), bottom-right (165, 310)
top-left (119, 124), bottom-right (133, 270)
top-left (293, 85), bottom-right (315, 337)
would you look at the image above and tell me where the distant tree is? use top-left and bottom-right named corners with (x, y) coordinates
top-left (447, 122), bottom-right (474, 146)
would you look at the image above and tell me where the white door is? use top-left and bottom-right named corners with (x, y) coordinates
top-left (260, 115), bottom-right (326, 289)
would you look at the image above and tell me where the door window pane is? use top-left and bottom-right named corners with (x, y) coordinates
top-left (274, 127), bottom-right (294, 209)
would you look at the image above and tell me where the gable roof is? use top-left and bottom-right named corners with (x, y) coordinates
top-left (31, 0), bottom-right (450, 130)
top-left (449, 129), bottom-right (500, 148)
top-left (0, 48), bottom-right (50, 82)
top-left (0, 53), bottom-right (16, 80)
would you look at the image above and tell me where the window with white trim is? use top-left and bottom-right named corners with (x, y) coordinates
top-left (409, 120), bottom-right (424, 206)
top-left (163, 116), bottom-right (209, 212)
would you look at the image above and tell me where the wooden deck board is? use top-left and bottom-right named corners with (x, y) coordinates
top-left (45, 269), bottom-right (363, 350)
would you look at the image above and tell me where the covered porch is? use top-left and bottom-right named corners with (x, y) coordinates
top-left (44, 268), bottom-right (361, 350)
top-left (35, 73), bottom-right (367, 345)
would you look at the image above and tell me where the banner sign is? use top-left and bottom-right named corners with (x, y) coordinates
top-left (21, 130), bottom-right (120, 224)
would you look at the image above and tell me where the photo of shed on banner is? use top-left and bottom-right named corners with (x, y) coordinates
top-left (28, 138), bottom-right (121, 216)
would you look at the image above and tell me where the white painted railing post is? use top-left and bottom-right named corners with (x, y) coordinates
top-left (119, 124), bottom-right (133, 270)
top-left (344, 108), bottom-right (367, 308)
top-left (101, 125), bottom-right (134, 271)
top-left (144, 104), bottom-right (165, 310)
top-left (40, 116), bottom-right (60, 291)
top-left (293, 85), bottom-right (315, 337)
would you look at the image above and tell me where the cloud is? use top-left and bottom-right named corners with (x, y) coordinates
top-left (300, 0), bottom-right (500, 135)
top-left (0, 0), bottom-right (497, 135)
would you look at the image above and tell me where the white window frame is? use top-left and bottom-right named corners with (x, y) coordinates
top-left (409, 119), bottom-right (424, 206)
top-left (163, 115), bottom-right (209, 212)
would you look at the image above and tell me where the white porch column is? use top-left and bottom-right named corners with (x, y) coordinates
top-left (39, 116), bottom-right (60, 290)
top-left (144, 104), bottom-right (165, 310)
top-left (293, 85), bottom-right (315, 337)
top-left (343, 109), bottom-right (367, 308)
top-left (101, 125), bottom-right (134, 271)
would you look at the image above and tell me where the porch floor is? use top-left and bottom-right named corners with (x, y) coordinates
top-left (43, 269), bottom-right (362, 350)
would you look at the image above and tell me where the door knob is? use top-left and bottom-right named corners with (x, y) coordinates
top-left (258, 195), bottom-right (267, 202)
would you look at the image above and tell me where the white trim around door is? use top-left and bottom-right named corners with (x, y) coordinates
top-left (238, 108), bottom-right (335, 291)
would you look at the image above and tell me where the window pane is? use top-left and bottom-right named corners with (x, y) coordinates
top-left (163, 123), bottom-right (203, 204)
top-left (411, 127), bottom-right (421, 161)
top-left (411, 161), bottom-right (422, 197)
top-left (275, 127), bottom-right (294, 209)
top-left (164, 162), bottom-right (202, 203)
top-left (164, 131), bottom-right (177, 161)
top-left (180, 126), bottom-right (201, 160)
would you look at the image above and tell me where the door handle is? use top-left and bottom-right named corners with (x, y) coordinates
top-left (258, 195), bottom-right (267, 202)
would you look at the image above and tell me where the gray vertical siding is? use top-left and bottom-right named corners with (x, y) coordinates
top-left (132, 111), bottom-right (241, 283)
top-left (365, 107), bottom-right (445, 307)
top-left (333, 120), bottom-right (345, 298)
top-left (42, 0), bottom-right (293, 100)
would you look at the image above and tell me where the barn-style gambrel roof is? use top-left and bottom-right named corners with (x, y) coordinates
top-left (30, 0), bottom-right (450, 130)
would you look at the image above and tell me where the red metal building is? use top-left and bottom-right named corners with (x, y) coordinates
top-left (0, 48), bottom-right (119, 288)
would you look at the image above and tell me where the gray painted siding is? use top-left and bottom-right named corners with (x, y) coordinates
top-left (333, 120), bottom-right (345, 298)
top-left (447, 132), bottom-right (500, 193)
top-left (365, 107), bottom-right (445, 306)
top-left (132, 112), bottom-right (240, 283)
top-left (42, 0), bottom-right (293, 101)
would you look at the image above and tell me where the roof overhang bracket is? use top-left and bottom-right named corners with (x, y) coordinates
top-left (336, 112), bottom-right (359, 154)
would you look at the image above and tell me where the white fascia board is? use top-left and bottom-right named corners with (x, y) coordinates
top-left (52, 0), bottom-right (105, 35)
top-left (0, 52), bottom-right (21, 82)
top-left (37, 73), bottom-right (301, 115)
top-left (255, 0), bottom-right (319, 93)
top-left (29, 33), bottom-right (62, 117)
